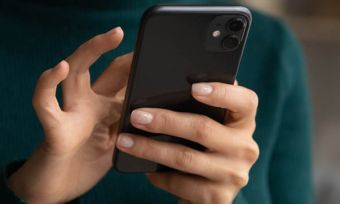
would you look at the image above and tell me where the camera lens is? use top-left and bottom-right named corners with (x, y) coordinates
top-left (221, 35), bottom-right (240, 50)
top-left (227, 18), bottom-right (245, 32)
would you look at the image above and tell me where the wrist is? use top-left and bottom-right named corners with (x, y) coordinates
top-left (8, 166), bottom-right (51, 204)
top-left (8, 145), bottom-right (69, 204)
top-left (8, 170), bottom-right (30, 203)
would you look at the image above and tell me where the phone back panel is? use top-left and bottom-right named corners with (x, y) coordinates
top-left (114, 6), bottom-right (251, 172)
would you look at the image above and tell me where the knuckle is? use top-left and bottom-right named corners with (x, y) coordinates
top-left (138, 139), bottom-right (167, 164)
top-left (240, 139), bottom-right (260, 163)
top-left (194, 116), bottom-right (213, 141)
top-left (221, 84), bottom-right (229, 101)
top-left (246, 89), bottom-right (259, 110)
top-left (230, 170), bottom-right (249, 188)
top-left (154, 110), bottom-right (172, 131)
top-left (139, 138), bottom-right (154, 159)
top-left (208, 188), bottom-right (232, 204)
top-left (249, 120), bottom-right (257, 133)
top-left (174, 148), bottom-right (194, 169)
top-left (212, 83), bottom-right (228, 101)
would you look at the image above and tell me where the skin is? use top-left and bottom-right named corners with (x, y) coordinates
top-left (9, 27), bottom-right (259, 204)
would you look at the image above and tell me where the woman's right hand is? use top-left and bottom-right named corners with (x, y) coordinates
top-left (8, 27), bottom-right (132, 204)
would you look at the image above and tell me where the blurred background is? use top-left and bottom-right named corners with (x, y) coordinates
top-left (240, 0), bottom-right (340, 203)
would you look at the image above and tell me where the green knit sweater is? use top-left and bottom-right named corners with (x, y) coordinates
top-left (0, 0), bottom-right (313, 203)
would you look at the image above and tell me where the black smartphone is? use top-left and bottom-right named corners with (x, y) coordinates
top-left (114, 5), bottom-right (252, 173)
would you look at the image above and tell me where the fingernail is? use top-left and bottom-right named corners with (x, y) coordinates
top-left (131, 110), bottom-right (154, 125)
top-left (192, 83), bottom-right (213, 96)
top-left (117, 134), bottom-right (134, 148)
top-left (107, 26), bottom-right (122, 34)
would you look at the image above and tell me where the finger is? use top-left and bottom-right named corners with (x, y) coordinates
top-left (33, 61), bottom-right (69, 124)
top-left (91, 85), bottom-right (126, 127)
top-left (92, 53), bottom-right (133, 97)
top-left (147, 172), bottom-right (226, 204)
top-left (147, 172), bottom-right (203, 203)
top-left (129, 108), bottom-right (232, 150)
top-left (62, 27), bottom-right (124, 107)
top-left (178, 199), bottom-right (193, 204)
top-left (191, 82), bottom-right (258, 126)
top-left (116, 133), bottom-right (228, 180)
top-left (114, 86), bottom-right (126, 104)
top-left (66, 27), bottom-right (124, 74)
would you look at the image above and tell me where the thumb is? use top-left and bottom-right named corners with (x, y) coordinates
top-left (33, 60), bottom-right (69, 127)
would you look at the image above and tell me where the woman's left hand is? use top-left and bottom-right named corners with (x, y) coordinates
top-left (116, 82), bottom-right (260, 204)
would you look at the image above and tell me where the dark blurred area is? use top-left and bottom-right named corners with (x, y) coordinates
top-left (242, 0), bottom-right (340, 203)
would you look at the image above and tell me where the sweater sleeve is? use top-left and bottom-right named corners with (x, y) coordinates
top-left (0, 161), bottom-right (26, 204)
top-left (268, 23), bottom-right (313, 204)
top-left (1, 161), bottom-right (82, 204)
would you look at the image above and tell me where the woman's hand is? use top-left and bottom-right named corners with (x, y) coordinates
top-left (116, 82), bottom-right (259, 204)
top-left (9, 27), bottom-right (132, 204)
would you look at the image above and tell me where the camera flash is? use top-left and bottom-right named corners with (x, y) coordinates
top-left (212, 30), bottom-right (221, 38)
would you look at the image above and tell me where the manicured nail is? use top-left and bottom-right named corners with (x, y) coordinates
top-left (192, 83), bottom-right (213, 96)
top-left (131, 110), bottom-right (154, 125)
top-left (107, 26), bottom-right (122, 34)
top-left (117, 134), bottom-right (134, 148)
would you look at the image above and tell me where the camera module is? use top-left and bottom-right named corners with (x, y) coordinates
top-left (221, 35), bottom-right (240, 50)
top-left (227, 18), bottom-right (245, 32)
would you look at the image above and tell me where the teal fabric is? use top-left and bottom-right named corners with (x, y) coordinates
top-left (0, 0), bottom-right (313, 203)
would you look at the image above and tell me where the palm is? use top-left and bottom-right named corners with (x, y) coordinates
top-left (44, 52), bottom-right (131, 198)
top-left (54, 88), bottom-right (125, 198)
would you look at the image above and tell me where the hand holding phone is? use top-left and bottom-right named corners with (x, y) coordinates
top-left (116, 80), bottom-right (260, 203)
top-left (114, 5), bottom-right (254, 172)
top-left (113, 6), bottom-right (260, 204)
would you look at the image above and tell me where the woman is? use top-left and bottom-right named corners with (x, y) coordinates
top-left (0, 0), bottom-right (313, 203)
